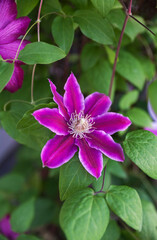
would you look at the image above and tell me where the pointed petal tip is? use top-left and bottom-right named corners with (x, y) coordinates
top-left (63, 72), bottom-right (84, 114)
top-left (32, 111), bottom-right (37, 119)
top-left (69, 72), bottom-right (75, 77)
top-left (48, 78), bottom-right (52, 84)
top-left (76, 138), bottom-right (103, 179)
top-left (48, 79), bottom-right (57, 92)
top-left (95, 172), bottom-right (101, 179)
top-left (41, 135), bottom-right (77, 168)
top-left (126, 116), bottom-right (132, 126)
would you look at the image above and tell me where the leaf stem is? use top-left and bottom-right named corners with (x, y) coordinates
top-left (3, 100), bottom-right (32, 111)
top-left (31, 0), bottom-right (43, 104)
top-left (95, 165), bottom-right (107, 195)
top-left (13, 21), bottom-right (38, 63)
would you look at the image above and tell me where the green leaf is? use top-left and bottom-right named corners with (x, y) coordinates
top-left (107, 9), bottom-right (145, 41)
top-left (79, 60), bottom-right (113, 96)
top-left (93, 168), bottom-right (111, 192)
top-left (52, 16), bottom-right (74, 54)
top-left (17, 103), bottom-right (55, 137)
top-left (42, 0), bottom-right (62, 14)
top-left (106, 185), bottom-right (142, 231)
top-left (148, 80), bottom-right (157, 115)
top-left (60, 189), bottom-right (110, 240)
top-left (17, 235), bottom-right (40, 240)
top-left (107, 161), bottom-right (127, 179)
top-left (11, 198), bottom-right (35, 233)
top-left (17, 0), bottom-right (39, 17)
top-left (0, 235), bottom-right (7, 240)
top-left (105, 46), bottom-right (117, 64)
top-left (81, 43), bottom-right (103, 71)
top-left (0, 173), bottom-right (25, 193)
top-left (31, 198), bottom-right (55, 228)
top-left (137, 200), bottom-right (157, 240)
top-left (59, 156), bottom-right (94, 201)
top-left (91, 0), bottom-right (115, 17)
top-left (116, 51), bottom-right (145, 90)
top-left (126, 107), bottom-right (152, 127)
top-left (139, 57), bottom-right (155, 81)
top-left (18, 42), bottom-right (66, 65)
top-left (0, 62), bottom-right (14, 92)
top-left (101, 220), bottom-right (120, 240)
top-left (0, 201), bottom-right (10, 219)
top-left (74, 10), bottom-right (115, 45)
top-left (0, 108), bottom-right (47, 150)
top-left (119, 90), bottom-right (139, 110)
top-left (123, 130), bottom-right (157, 179)
top-left (69, 0), bottom-right (88, 7)
top-left (113, 0), bottom-right (122, 9)
top-left (121, 230), bottom-right (136, 240)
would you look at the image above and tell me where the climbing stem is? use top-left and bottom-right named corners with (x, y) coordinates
top-left (108, 0), bottom-right (132, 98)
top-left (13, 21), bottom-right (38, 62)
top-left (31, 0), bottom-right (43, 104)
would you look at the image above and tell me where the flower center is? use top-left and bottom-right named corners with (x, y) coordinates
top-left (67, 111), bottom-right (94, 138)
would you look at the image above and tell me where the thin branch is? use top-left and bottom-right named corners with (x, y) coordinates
top-left (118, 0), bottom-right (127, 12)
top-left (121, 222), bottom-right (140, 240)
top-left (37, 0), bottom-right (43, 42)
top-left (108, 14), bottom-right (130, 97)
top-left (31, 64), bottom-right (36, 104)
top-left (31, 0), bottom-right (43, 104)
top-left (100, 165), bottom-right (107, 192)
top-left (129, 14), bottom-right (156, 36)
top-left (108, 0), bottom-right (132, 98)
top-left (13, 21), bottom-right (38, 62)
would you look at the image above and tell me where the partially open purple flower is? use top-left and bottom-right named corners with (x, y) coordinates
top-left (0, 215), bottom-right (19, 240)
top-left (144, 101), bottom-right (157, 136)
top-left (0, 0), bottom-right (31, 92)
top-left (33, 73), bottom-right (131, 178)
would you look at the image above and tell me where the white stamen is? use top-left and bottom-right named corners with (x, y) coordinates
top-left (67, 111), bottom-right (95, 138)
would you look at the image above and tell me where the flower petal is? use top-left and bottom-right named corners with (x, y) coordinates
top-left (63, 73), bottom-right (84, 115)
top-left (84, 92), bottom-right (112, 117)
top-left (49, 79), bottom-right (69, 120)
top-left (75, 138), bottom-right (103, 178)
top-left (93, 113), bottom-right (131, 135)
top-left (86, 130), bottom-right (125, 162)
top-left (33, 108), bottom-right (69, 135)
top-left (0, 17), bottom-right (30, 44)
top-left (144, 122), bottom-right (157, 136)
top-left (41, 135), bottom-right (77, 168)
top-left (4, 64), bottom-right (23, 92)
top-left (0, 40), bottom-right (29, 63)
top-left (0, 215), bottom-right (19, 240)
top-left (0, 0), bottom-right (17, 29)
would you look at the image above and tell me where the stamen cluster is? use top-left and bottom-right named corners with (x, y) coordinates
top-left (67, 111), bottom-right (94, 138)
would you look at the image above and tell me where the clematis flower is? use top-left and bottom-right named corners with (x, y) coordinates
top-left (0, 0), bottom-right (30, 92)
top-left (33, 73), bottom-right (131, 178)
top-left (0, 215), bottom-right (19, 240)
top-left (144, 101), bottom-right (157, 136)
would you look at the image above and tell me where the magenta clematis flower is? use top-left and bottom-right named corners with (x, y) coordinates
top-left (33, 73), bottom-right (131, 178)
top-left (0, 0), bottom-right (30, 92)
top-left (144, 101), bottom-right (157, 136)
top-left (0, 215), bottom-right (19, 240)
